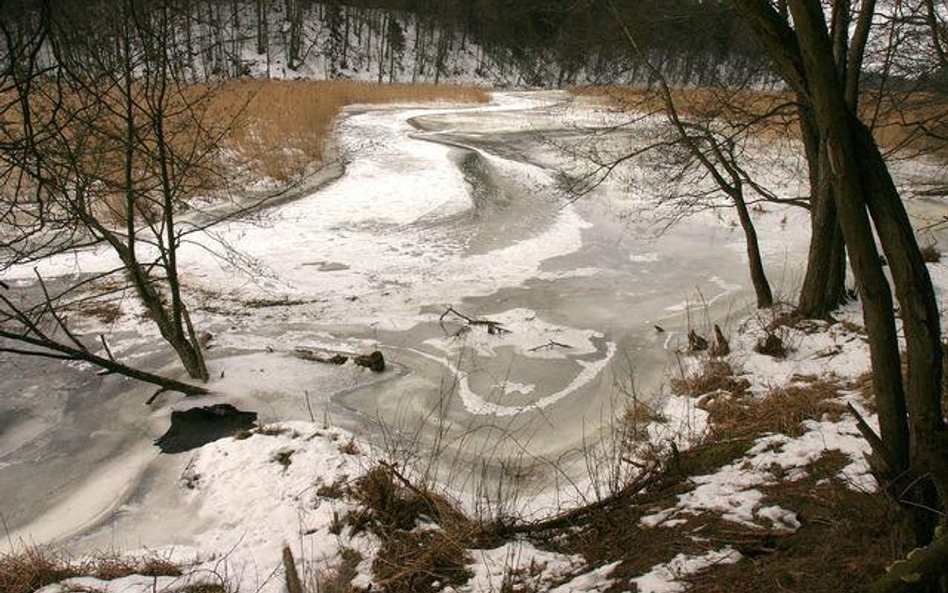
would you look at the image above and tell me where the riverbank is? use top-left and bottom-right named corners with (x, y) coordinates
top-left (7, 267), bottom-right (947, 593)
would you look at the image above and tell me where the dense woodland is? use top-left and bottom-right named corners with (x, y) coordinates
top-left (0, 0), bottom-right (775, 86)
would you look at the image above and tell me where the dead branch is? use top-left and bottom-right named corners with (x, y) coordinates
top-left (528, 340), bottom-right (573, 352)
top-left (847, 402), bottom-right (895, 479)
top-left (496, 459), bottom-right (662, 537)
top-left (0, 327), bottom-right (210, 399)
top-left (439, 305), bottom-right (509, 335)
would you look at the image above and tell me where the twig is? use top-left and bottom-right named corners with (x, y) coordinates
top-left (439, 305), bottom-right (509, 335)
top-left (99, 334), bottom-right (116, 362)
top-left (527, 340), bottom-right (573, 352)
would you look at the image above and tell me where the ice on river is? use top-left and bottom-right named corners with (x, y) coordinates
top-left (0, 90), bottom-right (820, 556)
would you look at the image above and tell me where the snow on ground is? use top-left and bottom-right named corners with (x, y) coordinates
top-left (37, 422), bottom-right (375, 593)
top-left (639, 413), bottom-right (872, 530)
top-left (637, 303), bottom-right (881, 534)
top-left (631, 548), bottom-right (741, 593)
top-left (450, 541), bottom-right (584, 593)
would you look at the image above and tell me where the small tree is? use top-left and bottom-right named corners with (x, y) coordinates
top-left (0, 0), bottom-right (247, 394)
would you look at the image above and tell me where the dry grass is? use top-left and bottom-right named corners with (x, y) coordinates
top-left (670, 359), bottom-right (750, 398)
top-left (702, 378), bottom-right (844, 439)
top-left (307, 547), bottom-right (362, 593)
top-left (754, 332), bottom-right (789, 359)
top-left (373, 529), bottom-right (471, 593)
top-left (255, 424), bottom-right (301, 438)
top-left (209, 79), bottom-right (490, 182)
top-left (0, 546), bottom-right (182, 593)
top-left (573, 85), bottom-right (948, 156)
top-left (619, 398), bottom-right (665, 441)
top-left (348, 466), bottom-right (472, 534)
top-left (1, 79), bottom-right (489, 227)
top-left (345, 465), bottom-right (502, 593)
top-left (535, 382), bottom-right (895, 593)
top-left (686, 453), bottom-right (895, 593)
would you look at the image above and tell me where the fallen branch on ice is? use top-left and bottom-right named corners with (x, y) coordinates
top-left (439, 305), bottom-right (510, 335)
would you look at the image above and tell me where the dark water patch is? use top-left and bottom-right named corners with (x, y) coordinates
top-left (154, 404), bottom-right (257, 454)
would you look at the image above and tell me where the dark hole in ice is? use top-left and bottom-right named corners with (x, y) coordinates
top-left (154, 404), bottom-right (257, 454)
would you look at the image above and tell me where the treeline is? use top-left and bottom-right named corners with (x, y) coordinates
top-left (0, 0), bottom-right (774, 86)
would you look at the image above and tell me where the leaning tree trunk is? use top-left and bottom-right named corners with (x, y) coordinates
top-left (789, 0), bottom-right (944, 548)
top-left (731, 186), bottom-right (774, 308)
top-left (853, 119), bottom-right (948, 524)
top-left (789, 0), bottom-right (910, 474)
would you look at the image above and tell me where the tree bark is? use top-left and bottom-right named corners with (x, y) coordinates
top-left (797, 109), bottom-right (846, 319)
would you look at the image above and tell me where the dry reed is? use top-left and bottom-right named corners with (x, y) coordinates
top-left (573, 84), bottom-right (948, 156)
top-left (210, 79), bottom-right (491, 181)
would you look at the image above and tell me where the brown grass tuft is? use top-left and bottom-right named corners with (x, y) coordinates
top-left (348, 466), bottom-right (470, 534)
top-left (754, 332), bottom-right (788, 359)
top-left (0, 547), bottom-right (78, 593)
top-left (178, 585), bottom-right (227, 593)
top-left (255, 424), bottom-right (301, 438)
top-left (346, 464), bottom-right (505, 593)
top-left (920, 244), bottom-right (942, 263)
top-left (307, 547), bottom-right (362, 593)
top-left (619, 398), bottom-right (664, 441)
top-left (671, 359), bottom-right (750, 398)
top-left (0, 547), bottom-right (182, 593)
top-left (703, 378), bottom-right (844, 439)
top-left (373, 529), bottom-right (471, 593)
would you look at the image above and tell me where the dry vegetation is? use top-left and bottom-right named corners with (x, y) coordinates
top-left (0, 546), bottom-right (183, 593)
top-left (670, 358), bottom-right (751, 399)
top-left (573, 84), bottom-right (948, 156)
top-left (0, 79), bottom-right (489, 226)
top-left (920, 243), bottom-right (942, 263)
top-left (342, 465), bottom-right (503, 593)
top-left (210, 80), bottom-right (490, 182)
top-left (307, 547), bottom-right (363, 593)
top-left (702, 378), bottom-right (844, 439)
top-left (534, 370), bottom-right (896, 593)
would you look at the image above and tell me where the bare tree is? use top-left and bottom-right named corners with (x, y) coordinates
top-left (731, 0), bottom-right (948, 557)
top-left (0, 0), bottom-right (247, 394)
top-left (571, 5), bottom-right (811, 309)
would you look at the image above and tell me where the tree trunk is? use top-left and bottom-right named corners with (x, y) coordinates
top-left (797, 117), bottom-right (846, 318)
top-left (853, 119), bottom-right (948, 524)
top-left (256, 0), bottom-right (268, 57)
top-left (789, 0), bottom-right (944, 547)
top-left (732, 187), bottom-right (774, 308)
top-left (788, 0), bottom-right (911, 476)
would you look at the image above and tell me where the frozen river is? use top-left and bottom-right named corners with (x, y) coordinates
top-left (0, 91), bottom-right (824, 552)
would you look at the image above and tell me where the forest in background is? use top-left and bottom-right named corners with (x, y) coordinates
top-left (0, 0), bottom-right (776, 86)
